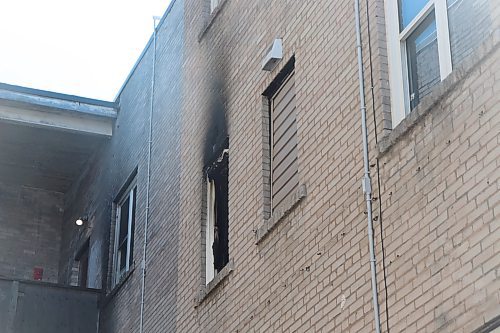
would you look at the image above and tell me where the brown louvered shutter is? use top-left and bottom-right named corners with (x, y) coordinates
top-left (271, 72), bottom-right (298, 210)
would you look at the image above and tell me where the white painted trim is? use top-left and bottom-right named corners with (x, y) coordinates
top-left (399, 1), bottom-right (435, 40)
top-left (0, 104), bottom-right (113, 136)
top-left (112, 182), bottom-right (137, 287)
top-left (385, 0), bottom-right (454, 127)
top-left (125, 189), bottom-right (134, 273)
top-left (210, 0), bottom-right (219, 13)
top-left (385, 0), bottom-right (407, 126)
top-left (112, 206), bottom-right (121, 287)
top-left (205, 178), bottom-right (216, 285)
top-left (435, 0), bottom-right (453, 79)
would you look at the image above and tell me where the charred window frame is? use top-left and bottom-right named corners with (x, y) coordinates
top-left (75, 238), bottom-right (90, 288)
top-left (203, 140), bottom-right (229, 285)
top-left (112, 172), bottom-right (137, 287)
top-left (262, 56), bottom-right (298, 215)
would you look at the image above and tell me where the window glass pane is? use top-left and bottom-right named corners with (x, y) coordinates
top-left (128, 188), bottom-right (136, 267)
top-left (398, 0), bottom-right (430, 30)
top-left (406, 11), bottom-right (440, 111)
top-left (447, 0), bottom-right (492, 66)
top-left (118, 197), bottom-right (130, 244)
top-left (118, 246), bottom-right (127, 270)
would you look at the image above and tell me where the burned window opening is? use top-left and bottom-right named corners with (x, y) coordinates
top-left (204, 140), bottom-right (229, 283)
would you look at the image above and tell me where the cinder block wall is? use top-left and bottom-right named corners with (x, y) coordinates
top-left (0, 182), bottom-right (63, 283)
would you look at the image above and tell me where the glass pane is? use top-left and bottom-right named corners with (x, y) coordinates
top-left (118, 197), bottom-right (130, 243)
top-left (398, 0), bottom-right (430, 30)
top-left (128, 188), bottom-right (136, 267)
top-left (118, 246), bottom-right (127, 270)
top-left (406, 11), bottom-right (440, 111)
top-left (447, 0), bottom-right (492, 66)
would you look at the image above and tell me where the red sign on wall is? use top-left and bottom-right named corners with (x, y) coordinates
top-left (33, 267), bottom-right (43, 281)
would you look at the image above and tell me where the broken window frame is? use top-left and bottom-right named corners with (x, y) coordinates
top-left (112, 179), bottom-right (137, 287)
top-left (203, 146), bottom-right (229, 285)
top-left (385, 0), bottom-right (452, 127)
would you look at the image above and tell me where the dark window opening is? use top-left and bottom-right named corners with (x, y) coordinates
top-left (76, 239), bottom-right (90, 288)
top-left (112, 175), bottom-right (137, 286)
top-left (205, 140), bottom-right (229, 279)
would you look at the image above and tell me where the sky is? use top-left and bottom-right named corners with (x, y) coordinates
top-left (0, 0), bottom-right (173, 101)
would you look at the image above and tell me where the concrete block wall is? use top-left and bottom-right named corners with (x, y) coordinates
top-left (0, 182), bottom-right (63, 283)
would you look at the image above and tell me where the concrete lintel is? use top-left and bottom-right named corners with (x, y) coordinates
top-left (0, 104), bottom-right (113, 136)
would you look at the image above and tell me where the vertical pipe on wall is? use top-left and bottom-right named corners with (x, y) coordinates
top-left (353, 0), bottom-right (382, 332)
top-left (139, 16), bottom-right (159, 333)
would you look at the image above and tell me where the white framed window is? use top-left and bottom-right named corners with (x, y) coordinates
top-left (210, 0), bottom-right (220, 13)
top-left (112, 181), bottom-right (136, 286)
top-left (386, 0), bottom-right (453, 126)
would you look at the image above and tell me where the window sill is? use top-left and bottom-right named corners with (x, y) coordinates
top-left (377, 31), bottom-right (499, 157)
top-left (255, 184), bottom-right (307, 244)
top-left (198, 0), bottom-right (228, 42)
top-left (195, 259), bottom-right (234, 306)
top-left (99, 266), bottom-right (135, 308)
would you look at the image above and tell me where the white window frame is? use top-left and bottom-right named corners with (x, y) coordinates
top-left (112, 181), bottom-right (136, 286)
top-left (210, 0), bottom-right (220, 13)
top-left (205, 177), bottom-right (216, 285)
top-left (385, 0), bottom-right (453, 127)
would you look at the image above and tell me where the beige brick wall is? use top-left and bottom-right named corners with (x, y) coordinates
top-left (78, 0), bottom-right (499, 331)
top-left (378, 41), bottom-right (499, 332)
top-left (177, 0), bottom-right (499, 332)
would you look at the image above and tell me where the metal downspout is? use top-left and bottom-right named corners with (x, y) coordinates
top-left (139, 16), bottom-right (159, 333)
top-left (353, 1), bottom-right (382, 332)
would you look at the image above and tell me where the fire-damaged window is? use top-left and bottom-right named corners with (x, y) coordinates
top-left (204, 143), bottom-right (229, 284)
top-left (112, 175), bottom-right (137, 286)
top-left (263, 56), bottom-right (298, 213)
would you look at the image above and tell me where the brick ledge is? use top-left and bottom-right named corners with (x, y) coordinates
top-left (255, 184), bottom-right (307, 244)
top-left (198, 0), bottom-right (228, 42)
top-left (194, 259), bottom-right (234, 306)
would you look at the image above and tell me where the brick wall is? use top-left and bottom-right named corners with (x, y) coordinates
top-left (58, 1), bottom-right (184, 332)
top-left (175, 0), bottom-right (499, 332)
top-left (378, 39), bottom-right (499, 333)
top-left (53, 0), bottom-right (499, 332)
top-left (0, 182), bottom-right (63, 282)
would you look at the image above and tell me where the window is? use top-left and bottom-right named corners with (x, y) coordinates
top-left (204, 144), bottom-right (229, 285)
top-left (76, 239), bottom-right (90, 288)
top-left (263, 56), bottom-right (298, 212)
top-left (386, 0), bottom-right (452, 126)
top-left (210, 0), bottom-right (220, 13)
top-left (112, 179), bottom-right (136, 286)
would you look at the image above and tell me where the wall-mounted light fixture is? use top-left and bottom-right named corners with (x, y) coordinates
top-left (262, 38), bottom-right (283, 71)
top-left (75, 216), bottom-right (88, 226)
